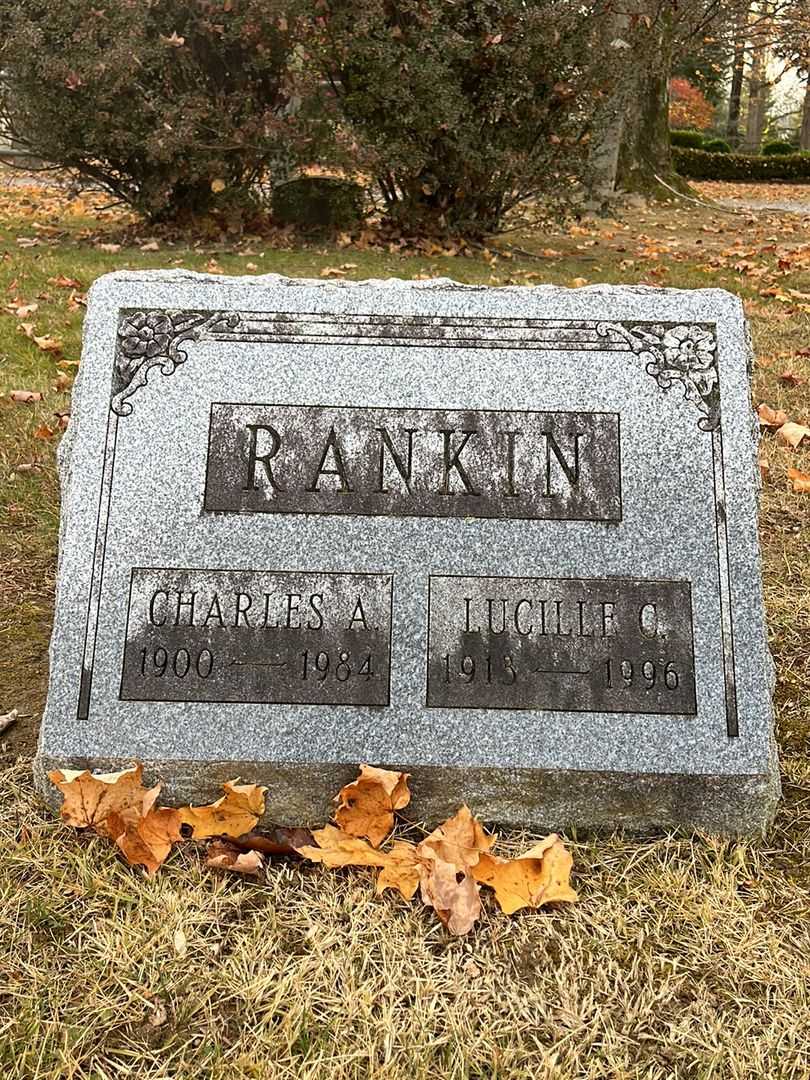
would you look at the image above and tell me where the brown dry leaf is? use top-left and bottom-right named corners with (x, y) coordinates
top-left (52, 372), bottom-right (73, 392)
top-left (178, 780), bottom-right (266, 839)
top-left (108, 806), bottom-right (182, 876)
top-left (206, 839), bottom-right (264, 876)
top-left (6, 302), bottom-right (38, 318)
top-left (419, 853), bottom-right (481, 936)
top-left (779, 370), bottom-right (805, 387)
top-left (10, 389), bottom-right (43, 403)
top-left (48, 763), bottom-right (161, 839)
top-left (210, 179), bottom-right (226, 194)
top-left (139, 240), bottom-right (160, 252)
top-left (33, 423), bottom-right (56, 440)
top-left (295, 824), bottom-right (389, 868)
top-left (375, 841), bottom-right (422, 900)
top-left (48, 275), bottom-right (81, 289)
top-left (473, 835), bottom-right (578, 915)
top-left (757, 403), bottom-right (789, 428)
top-left (788, 467), bottom-right (810, 493)
top-left (334, 764), bottom-right (411, 847)
top-left (229, 826), bottom-right (313, 857)
top-left (320, 266), bottom-right (347, 278)
top-left (96, 242), bottom-right (121, 253)
top-left (33, 335), bottom-right (63, 353)
top-left (570, 277), bottom-right (589, 288)
top-left (776, 421), bottom-right (810, 448)
top-left (419, 804), bottom-right (495, 870)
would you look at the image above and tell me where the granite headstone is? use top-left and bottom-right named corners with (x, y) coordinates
top-left (36, 272), bottom-right (779, 833)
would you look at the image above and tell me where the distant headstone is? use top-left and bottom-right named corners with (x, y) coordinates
top-left (36, 273), bottom-right (779, 833)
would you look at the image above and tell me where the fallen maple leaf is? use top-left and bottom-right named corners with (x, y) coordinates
top-left (48, 275), bottom-right (82, 289)
top-left (33, 335), bottom-right (63, 353)
top-left (419, 804), bottom-right (495, 870)
top-left (107, 805), bottom-right (183, 876)
top-left (335, 765), bottom-right (411, 847)
top-left (33, 423), bottom-right (56, 440)
top-left (788, 467), bottom-right (810, 493)
top-left (295, 824), bottom-right (389, 868)
top-left (10, 389), bottom-right (42, 403)
top-left (419, 852), bottom-right (481, 935)
top-left (320, 266), bottom-right (347, 277)
top-left (375, 841), bottom-right (421, 900)
top-left (206, 839), bottom-right (264, 876)
top-left (757, 403), bottom-right (788, 428)
top-left (473, 835), bottom-right (578, 914)
top-left (178, 780), bottom-right (266, 839)
top-left (48, 763), bottom-right (161, 839)
top-left (776, 421), bottom-right (810, 448)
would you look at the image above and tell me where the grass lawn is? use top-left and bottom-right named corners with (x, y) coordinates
top-left (1, 171), bottom-right (809, 1079)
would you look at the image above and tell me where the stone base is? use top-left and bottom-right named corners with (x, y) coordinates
top-left (34, 753), bottom-right (780, 838)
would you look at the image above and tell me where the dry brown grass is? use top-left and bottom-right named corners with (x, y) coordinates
top-left (2, 173), bottom-right (810, 1079)
top-left (2, 758), bottom-right (810, 1080)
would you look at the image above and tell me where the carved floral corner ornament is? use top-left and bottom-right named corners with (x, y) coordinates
top-left (597, 321), bottom-right (720, 431)
top-left (111, 310), bottom-right (240, 415)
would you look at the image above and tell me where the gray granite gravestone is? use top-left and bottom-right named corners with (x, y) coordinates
top-left (36, 271), bottom-right (779, 834)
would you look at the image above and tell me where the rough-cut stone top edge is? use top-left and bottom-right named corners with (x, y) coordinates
top-left (86, 269), bottom-right (746, 315)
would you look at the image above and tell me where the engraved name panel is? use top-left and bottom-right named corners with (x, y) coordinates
top-left (426, 575), bottom-right (697, 714)
top-left (120, 568), bottom-right (392, 706)
top-left (204, 403), bottom-right (621, 522)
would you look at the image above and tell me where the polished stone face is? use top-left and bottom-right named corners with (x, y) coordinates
top-left (36, 272), bottom-right (779, 834)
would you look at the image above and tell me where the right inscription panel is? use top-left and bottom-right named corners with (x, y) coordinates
top-left (426, 575), bottom-right (697, 715)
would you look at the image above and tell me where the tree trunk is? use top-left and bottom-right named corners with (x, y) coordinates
top-left (615, 17), bottom-right (683, 196)
top-left (586, 12), bottom-right (631, 201)
top-left (741, 5), bottom-right (769, 153)
top-left (726, 6), bottom-right (750, 147)
top-left (800, 80), bottom-right (810, 152)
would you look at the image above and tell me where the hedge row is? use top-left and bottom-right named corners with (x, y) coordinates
top-left (673, 147), bottom-right (810, 182)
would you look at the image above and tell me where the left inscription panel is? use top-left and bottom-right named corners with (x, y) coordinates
top-left (119, 568), bottom-right (393, 706)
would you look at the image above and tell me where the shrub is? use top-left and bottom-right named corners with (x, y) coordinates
top-left (303, 0), bottom-right (604, 237)
top-left (272, 177), bottom-right (365, 232)
top-left (673, 147), bottom-right (810, 182)
top-left (702, 138), bottom-right (731, 154)
top-left (670, 129), bottom-right (705, 149)
top-left (0, 0), bottom-right (317, 224)
top-left (762, 140), bottom-right (796, 156)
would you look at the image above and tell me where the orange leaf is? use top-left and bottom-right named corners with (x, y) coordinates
top-left (419, 804), bottom-right (495, 870)
top-left (334, 764), bottom-right (411, 847)
top-left (48, 275), bottom-right (82, 289)
top-left (107, 805), bottom-right (183, 876)
top-left (48, 763), bottom-right (162, 839)
top-left (757, 403), bottom-right (788, 428)
top-left (178, 780), bottom-right (266, 839)
top-left (419, 853), bottom-right (481, 935)
top-left (375, 841), bottom-right (422, 900)
top-left (776, 421), bottom-right (810, 448)
top-left (33, 335), bottom-right (63, 353)
top-left (788, 467), bottom-right (810, 493)
top-left (473, 835), bottom-right (578, 914)
top-left (295, 824), bottom-right (389, 868)
top-left (206, 839), bottom-right (264, 876)
top-left (33, 423), bottom-right (56, 439)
